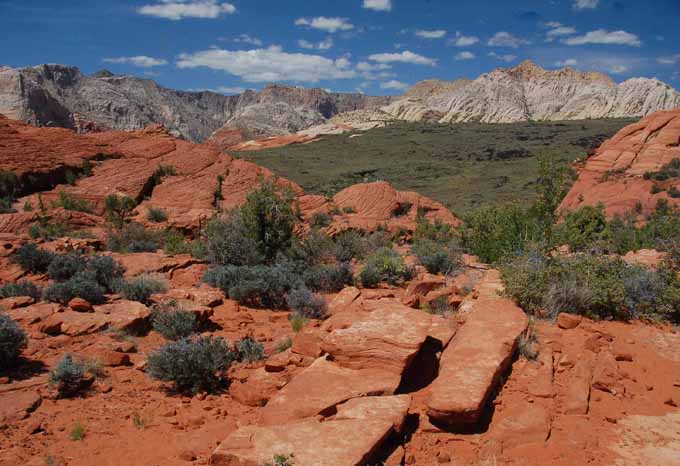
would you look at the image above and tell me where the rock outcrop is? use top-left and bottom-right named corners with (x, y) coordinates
top-left (383, 61), bottom-right (680, 124)
top-left (0, 65), bottom-right (389, 142)
top-left (560, 109), bottom-right (680, 216)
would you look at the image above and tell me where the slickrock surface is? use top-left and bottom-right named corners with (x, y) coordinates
top-left (426, 270), bottom-right (529, 426)
top-left (560, 109), bottom-right (680, 216)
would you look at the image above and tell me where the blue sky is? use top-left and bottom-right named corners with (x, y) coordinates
top-left (1, 0), bottom-right (679, 95)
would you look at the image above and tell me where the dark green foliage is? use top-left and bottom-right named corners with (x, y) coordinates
top-left (115, 274), bottom-right (167, 304)
top-left (152, 303), bottom-right (198, 340)
top-left (669, 186), bottom-right (680, 198)
top-left (241, 181), bottom-right (296, 263)
top-left (0, 280), bottom-right (42, 300)
top-left (359, 247), bottom-right (413, 288)
top-left (47, 253), bottom-right (89, 282)
top-left (163, 229), bottom-right (193, 256)
top-left (44, 271), bottom-right (107, 305)
top-left (147, 207), bottom-right (168, 223)
top-left (261, 454), bottom-right (295, 466)
top-left (0, 197), bottom-right (15, 214)
top-left (49, 354), bottom-right (87, 397)
top-left (237, 336), bottom-right (266, 362)
top-left (201, 213), bottom-right (263, 266)
top-left (413, 218), bottom-right (454, 244)
top-left (310, 212), bottom-right (332, 228)
top-left (204, 264), bottom-right (301, 308)
top-left (554, 205), bottom-right (611, 252)
top-left (285, 286), bottom-right (327, 319)
top-left (391, 201), bottom-right (412, 217)
top-left (147, 336), bottom-right (236, 393)
top-left (53, 191), bottom-right (92, 213)
top-left (412, 239), bottom-right (463, 275)
top-left (106, 223), bottom-right (161, 253)
top-left (150, 165), bottom-right (176, 187)
top-left (104, 194), bottom-right (136, 227)
top-left (85, 255), bottom-right (125, 292)
top-left (0, 314), bottom-right (27, 370)
top-left (501, 252), bottom-right (680, 321)
top-left (289, 229), bottom-right (336, 266)
top-left (422, 295), bottom-right (455, 316)
top-left (0, 170), bottom-right (19, 199)
top-left (303, 263), bottom-right (353, 292)
top-left (333, 230), bottom-right (368, 262)
top-left (651, 184), bottom-right (663, 194)
top-left (12, 243), bottom-right (56, 274)
top-left (28, 220), bottom-right (71, 240)
top-left (643, 158), bottom-right (680, 181)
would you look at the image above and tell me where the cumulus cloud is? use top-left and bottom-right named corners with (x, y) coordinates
top-left (573, 0), bottom-right (599, 10)
top-left (363, 0), bottom-right (392, 12)
top-left (555, 58), bottom-right (579, 67)
top-left (564, 29), bottom-right (641, 47)
top-left (368, 50), bottom-right (437, 66)
top-left (455, 51), bottom-right (475, 61)
top-left (450, 31), bottom-right (479, 47)
top-left (103, 56), bottom-right (168, 67)
top-left (357, 62), bottom-right (391, 71)
top-left (176, 46), bottom-right (357, 83)
top-left (295, 16), bottom-right (354, 33)
top-left (380, 80), bottom-right (409, 90)
top-left (415, 29), bottom-right (447, 39)
top-left (233, 34), bottom-right (263, 46)
top-left (544, 22), bottom-right (577, 41)
top-left (487, 31), bottom-right (528, 48)
top-left (138, 0), bottom-right (236, 20)
top-left (298, 37), bottom-right (334, 50)
top-left (488, 52), bottom-right (517, 63)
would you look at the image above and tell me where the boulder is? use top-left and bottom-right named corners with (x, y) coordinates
top-left (327, 286), bottom-right (362, 316)
top-left (259, 357), bottom-right (400, 425)
top-left (335, 394), bottom-right (411, 434)
top-left (68, 297), bottom-right (93, 313)
top-left (557, 313), bottom-right (583, 330)
top-left (40, 301), bottom-right (151, 336)
top-left (211, 418), bottom-right (394, 466)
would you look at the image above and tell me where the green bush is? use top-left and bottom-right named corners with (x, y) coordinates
top-left (285, 286), bottom-right (327, 319)
top-left (201, 213), bottom-right (263, 266)
top-left (310, 212), bottom-right (332, 228)
top-left (147, 336), bottom-right (236, 393)
top-left (554, 205), bottom-right (611, 252)
top-left (303, 263), bottom-right (353, 292)
top-left (0, 314), bottom-right (27, 370)
top-left (261, 454), bottom-right (295, 466)
top-left (28, 220), bottom-right (71, 240)
top-left (391, 201), bottom-right (412, 217)
top-left (85, 255), bottom-right (125, 292)
top-left (333, 230), bottom-right (369, 262)
top-left (241, 181), bottom-right (296, 263)
top-left (49, 354), bottom-right (87, 397)
top-left (414, 218), bottom-right (454, 244)
top-left (44, 271), bottom-right (107, 305)
top-left (289, 229), bottom-right (336, 266)
top-left (115, 274), bottom-right (167, 304)
top-left (106, 223), bottom-right (161, 253)
top-left (47, 253), bottom-right (89, 282)
top-left (53, 191), bottom-right (92, 213)
top-left (237, 336), bottom-right (266, 362)
top-left (152, 303), bottom-right (198, 341)
top-left (163, 229), bottom-right (194, 256)
top-left (104, 194), bottom-right (136, 227)
top-left (147, 207), bottom-right (168, 223)
top-left (643, 158), bottom-right (680, 181)
top-left (412, 238), bottom-right (463, 275)
top-left (359, 247), bottom-right (413, 287)
top-left (12, 243), bottom-right (56, 274)
top-left (422, 295), bottom-right (454, 316)
top-left (204, 264), bottom-right (300, 309)
top-left (150, 165), bottom-right (177, 187)
top-left (0, 280), bottom-right (42, 300)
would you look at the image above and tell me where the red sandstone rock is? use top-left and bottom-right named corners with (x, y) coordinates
top-left (557, 313), bottom-right (583, 330)
top-left (68, 297), bottom-right (93, 313)
top-left (335, 394), bottom-right (412, 434)
top-left (327, 286), bottom-right (362, 316)
top-left (0, 391), bottom-right (41, 424)
top-left (41, 300), bottom-right (151, 336)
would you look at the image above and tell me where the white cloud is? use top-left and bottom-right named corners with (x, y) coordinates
top-left (450, 31), bottom-right (479, 47)
top-left (368, 50), bottom-right (437, 66)
top-left (138, 1), bottom-right (236, 20)
top-left (608, 64), bottom-right (629, 74)
top-left (176, 46), bottom-right (357, 83)
top-left (455, 51), bottom-right (475, 61)
top-left (295, 16), bottom-right (354, 33)
top-left (356, 61), bottom-right (394, 80)
top-left (363, 0), bottom-right (392, 12)
top-left (213, 86), bottom-right (246, 95)
top-left (487, 31), bottom-right (528, 48)
top-left (555, 58), bottom-right (579, 67)
top-left (488, 52), bottom-right (517, 63)
top-left (544, 22), bottom-right (577, 41)
top-left (298, 37), bottom-right (334, 50)
top-left (380, 80), bottom-right (409, 90)
top-left (573, 0), bottom-right (599, 10)
top-left (103, 56), bottom-right (168, 67)
top-left (657, 54), bottom-right (680, 65)
top-left (357, 62), bottom-right (391, 71)
top-left (233, 34), bottom-right (263, 46)
top-left (415, 29), bottom-right (447, 39)
top-left (564, 29), bottom-right (641, 47)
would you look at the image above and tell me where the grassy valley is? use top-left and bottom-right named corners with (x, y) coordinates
top-left (237, 119), bottom-right (635, 215)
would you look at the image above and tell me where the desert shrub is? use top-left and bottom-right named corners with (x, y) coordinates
top-left (285, 286), bottom-right (327, 319)
top-left (147, 336), bottom-right (236, 393)
top-left (0, 314), bottom-right (27, 370)
top-left (163, 229), bottom-right (193, 256)
top-left (53, 191), bottom-right (92, 213)
top-left (0, 170), bottom-right (19, 199)
top-left (289, 229), bottom-right (335, 266)
top-left (413, 217), bottom-right (454, 244)
top-left (302, 263), bottom-right (353, 292)
top-left (12, 243), bottom-right (56, 274)
top-left (0, 197), bottom-right (15, 214)
top-left (85, 255), bottom-right (125, 292)
top-left (204, 264), bottom-right (300, 309)
top-left (669, 186), bottom-right (680, 198)
top-left (147, 207), bottom-right (168, 223)
top-left (359, 247), bottom-right (413, 287)
top-left (554, 205), bottom-right (611, 252)
top-left (391, 201), bottom-right (412, 217)
top-left (106, 223), bottom-right (161, 253)
top-left (237, 336), bottom-right (266, 362)
top-left (28, 220), bottom-right (71, 240)
top-left (49, 354), bottom-right (87, 397)
top-left (422, 295), bottom-right (454, 316)
top-left (152, 304), bottom-right (198, 340)
top-left (275, 336), bottom-right (293, 353)
top-left (104, 194), bottom-right (136, 227)
top-left (150, 165), bottom-right (176, 187)
top-left (201, 213), bottom-right (263, 266)
top-left (412, 238), bottom-right (463, 275)
top-left (518, 331), bottom-right (539, 361)
top-left (310, 212), bottom-right (331, 228)
top-left (44, 271), bottom-right (107, 305)
top-left (261, 454), bottom-right (295, 466)
top-left (0, 280), bottom-right (42, 300)
top-left (46, 253), bottom-right (89, 282)
top-left (333, 230), bottom-right (368, 262)
top-left (290, 313), bottom-right (308, 332)
top-left (241, 181), bottom-right (296, 263)
top-left (115, 274), bottom-right (167, 304)
top-left (70, 422), bottom-right (87, 441)
top-left (643, 158), bottom-right (680, 181)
